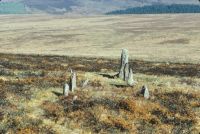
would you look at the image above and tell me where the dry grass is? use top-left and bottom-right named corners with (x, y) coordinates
top-left (0, 53), bottom-right (199, 133)
top-left (0, 14), bottom-right (200, 63)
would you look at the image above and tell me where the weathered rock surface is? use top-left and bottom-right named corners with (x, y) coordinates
top-left (127, 68), bottom-right (135, 86)
top-left (82, 79), bottom-right (89, 88)
top-left (119, 49), bottom-right (129, 80)
top-left (141, 85), bottom-right (150, 99)
top-left (124, 63), bottom-right (129, 81)
top-left (70, 71), bottom-right (77, 92)
top-left (63, 83), bottom-right (69, 96)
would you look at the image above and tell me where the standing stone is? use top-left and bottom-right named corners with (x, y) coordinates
top-left (70, 71), bottom-right (77, 92)
top-left (70, 69), bottom-right (73, 74)
top-left (72, 96), bottom-right (78, 105)
top-left (73, 96), bottom-right (78, 101)
top-left (63, 83), bottom-right (69, 96)
top-left (82, 79), bottom-right (89, 88)
top-left (119, 49), bottom-right (129, 79)
top-left (127, 68), bottom-right (134, 86)
top-left (124, 63), bottom-right (129, 81)
top-left (141, 85), bottom-right (150, 99)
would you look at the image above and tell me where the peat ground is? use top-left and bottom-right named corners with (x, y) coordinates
top-left (0, 53), bottom-right (199, 134)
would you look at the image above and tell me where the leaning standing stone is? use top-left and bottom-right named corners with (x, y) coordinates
top-left (127, 68), bottom-right (134, 86)
top-left (70, 71), bottom-right (77, 92)
top-left (119, 49), bottom-right (129, 79)
top-left (82, 79), bottom-right (89, 88)
top-left (63, 83), bottom-right (69, 96)
top-left (141, 85), bottom-right (150, 99)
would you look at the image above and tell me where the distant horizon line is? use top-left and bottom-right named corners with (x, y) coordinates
top-left (1, 3), bottom-right (200, 15)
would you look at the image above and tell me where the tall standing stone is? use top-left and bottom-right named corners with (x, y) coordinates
top-left (124, 63), bottom-right (129, 81)
top-left (70, 71), bottom-right (77, 92)
top-left (63, 83), bottom-right (69, 96)
top-left (141, 85), bottom-right (150, 99)
top-left (127, 68), bottom-right (134, 86)
top-left (119, 49), bottom-right (129, 79)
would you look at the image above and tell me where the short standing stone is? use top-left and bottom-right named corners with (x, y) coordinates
top-left (127, 68), bottom-right (135, 86)
top-left (70, 69), bottom-right (73, 74)
top-left (72, 96), bottom-right (78, 105)
top-left (73, 96), bottom-right (78, 101)
top-left (70, 71), bottom-right (77, 92)
top-left (141, 85), bottom-right (150, 99)
top-left (82, 79), bottom-right (89, 88)
top-left (119, 49), bottom-right (129, 79)
top-left (63, 83), bottom-right (69, 96)
top-left (124, 63), bottom-right (129, 81)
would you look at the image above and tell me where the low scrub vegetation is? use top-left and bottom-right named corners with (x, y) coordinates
top-left (0, 53), bottom-right (199, 133)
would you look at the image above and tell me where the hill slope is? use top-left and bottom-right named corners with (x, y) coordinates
top-left (107, 4), bottom-right (200, 15)
top-left (0, 2), bottom-right (26, 14)
top-left (1, 0), bottom-right (200, 14)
